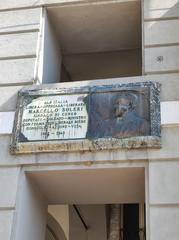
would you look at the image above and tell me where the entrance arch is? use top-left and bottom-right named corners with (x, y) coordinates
top-left (46, 213), bottom-right (67, 240)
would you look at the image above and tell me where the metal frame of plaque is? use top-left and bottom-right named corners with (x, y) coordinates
top-left (10, 82), bottom-right (161, 154)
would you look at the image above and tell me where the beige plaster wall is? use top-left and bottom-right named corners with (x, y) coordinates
top-left (48, 205), bottom-right (69, 240)
top-left (69, 205), bottom-right (107, 240)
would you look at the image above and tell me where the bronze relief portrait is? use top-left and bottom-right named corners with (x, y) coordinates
top-left (88, 89), bottom-right (151, 139)
top-left (11, 82), bottom-right (161, 154)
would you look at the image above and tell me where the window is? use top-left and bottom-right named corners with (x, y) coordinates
top-left (41, 1), bottom-right (142, 83)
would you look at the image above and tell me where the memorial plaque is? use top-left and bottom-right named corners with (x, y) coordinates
top-left (21, 94), bottom-right (88, 141)
top-left (11, 82), bottom-right (161, 154)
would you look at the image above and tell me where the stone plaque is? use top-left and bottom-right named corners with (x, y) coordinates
top-left (21, 94), bottom-right (88, 141)
top-left (11, 82), bottom-right (161, 154)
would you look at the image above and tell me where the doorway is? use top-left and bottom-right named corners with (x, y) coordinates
top-left (13, 167), bottom-right (146, 240)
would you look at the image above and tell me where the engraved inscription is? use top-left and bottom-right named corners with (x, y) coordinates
top-left (20, 94), bottom-right (88, 141)
top-left (10, 82), bottom-right (161, 154)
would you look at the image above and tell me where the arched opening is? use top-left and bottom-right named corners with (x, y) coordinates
top-left (46, 213), bottom-right (67, 240)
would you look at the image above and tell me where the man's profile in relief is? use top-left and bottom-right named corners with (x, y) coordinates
top-left (112, 93), bottom-right (150, 138)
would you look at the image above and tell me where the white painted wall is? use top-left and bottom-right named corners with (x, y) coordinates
top-left (39, 9), bottom-right (62, 84)
top-left (161, 101), bottom-right (179, 126)
top-left (0, 8), bottom-right (41, 85)
top-left (13, 172), bottom-right (47, 240)
top-left (0, 167), bottom-right (20, 240)
top-left (144, 0), bottom-right (179, 75)
top-left (0, 8), bottom-right (41, 34)
top-left (0, 112), bottom-right (14, 135)
top-left (148, 161), bottom-right (179, 240)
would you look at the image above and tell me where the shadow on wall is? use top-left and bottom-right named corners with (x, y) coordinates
top-left (46, 213), bottom-right (67, 240)
top-left (145, 0), bottom-right (179, 19)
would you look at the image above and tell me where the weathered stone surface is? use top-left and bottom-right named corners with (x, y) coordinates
top-left (10, 136), bottom-right (161, 154)
top-left (108, 205), bottom-right (120, 240)
top-left (11, 82), bottom-right (161, 154)
top-left (20, 94), bottom-right (88, 141)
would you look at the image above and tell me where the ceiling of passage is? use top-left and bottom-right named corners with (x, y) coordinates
top-left (27, 167), bottom-right (145, 204)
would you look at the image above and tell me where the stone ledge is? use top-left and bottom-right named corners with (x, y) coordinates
top-left (10, 136), bottom-right (161, 154)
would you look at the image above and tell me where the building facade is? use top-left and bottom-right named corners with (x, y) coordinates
top-left (0, 0), bottom-right (179, 239)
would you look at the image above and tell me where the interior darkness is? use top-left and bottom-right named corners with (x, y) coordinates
top-left (123, 204), bottom-right (140, 240)
top-left (46, 203), bottom-right (146, 240)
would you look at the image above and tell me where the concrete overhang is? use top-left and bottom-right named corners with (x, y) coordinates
top-left (27, 167), bottom-right (145, 204)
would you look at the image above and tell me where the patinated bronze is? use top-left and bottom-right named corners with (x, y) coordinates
top-left (10, 82), bottom-right (161, 154)
top-left (88, 90), bottom-right (150, 139)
